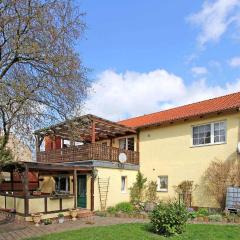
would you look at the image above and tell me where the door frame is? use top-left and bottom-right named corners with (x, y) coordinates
top-left (77, 174), bottom-right (87, 208)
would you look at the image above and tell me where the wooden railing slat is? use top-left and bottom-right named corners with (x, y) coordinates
top-left (36, 143), bottom-right (139, 165)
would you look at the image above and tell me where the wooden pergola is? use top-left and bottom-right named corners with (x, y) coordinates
top-left (1, 161), bottom-right (94, 216)
top-left (34, 114), bottom-right (137, 152)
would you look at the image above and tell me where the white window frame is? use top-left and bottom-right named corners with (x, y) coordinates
top-left (121, 176), bottom-right (127, 193)
top-left (118, 137), bottom-right (135, 151)
top-left (157, 176), bottom-right (168, 192)
top-left (192, 121), bottom-right (226, 147)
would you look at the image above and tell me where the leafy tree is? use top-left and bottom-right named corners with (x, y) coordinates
top-left (0, 0), bottom-right (88, 164)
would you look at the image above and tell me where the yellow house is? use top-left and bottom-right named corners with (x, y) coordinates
top-left (1, 91), bottom-right (240, 221)
top-left (119, 91), bottom-right (240, 208)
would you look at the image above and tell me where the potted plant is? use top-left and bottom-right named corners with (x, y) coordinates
top-left (43, 218), bottom-right (52, 225)
top-left (69, 208), bottom-right (78, 221)
top-left (31, 213), bottom-right (42, 226)
top-left (58, 213), bottom-right (65, 224)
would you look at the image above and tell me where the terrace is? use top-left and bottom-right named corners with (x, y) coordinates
top-left (35, 114), bottom-right (139, 165)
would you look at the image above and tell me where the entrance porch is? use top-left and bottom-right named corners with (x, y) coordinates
top-left (0, 161), bottom-right (93, 221)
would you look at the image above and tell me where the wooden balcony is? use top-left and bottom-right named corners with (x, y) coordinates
top-left (36, 143), bottom-right (139, 165)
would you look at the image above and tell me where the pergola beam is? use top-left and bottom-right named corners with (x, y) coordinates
top-left (34, 114), bottom-right (136, 143)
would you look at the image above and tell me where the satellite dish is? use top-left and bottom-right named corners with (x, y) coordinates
top-left (119, 153), bottom-right (127, 163)
top-left (237, 142), bottom-right (240, 153)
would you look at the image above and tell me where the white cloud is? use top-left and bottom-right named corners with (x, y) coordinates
top-left (84, 69), bottom-right (240, 121)
top-left (229, 56), bottom-right (240, 67)
top-left (191, 66), bottom-right (208, 75)
top-left (188, 0), bottom-right (240, 46)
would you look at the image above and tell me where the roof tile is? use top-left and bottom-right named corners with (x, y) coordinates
top-left (118, 92), bottom-right (240, 128)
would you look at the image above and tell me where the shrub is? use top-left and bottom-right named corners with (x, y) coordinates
top-left (58, 213), bottom-right (64, 218)
top-left (150, 200), bottom-right (188, 236)
top-left (130, 171), bottom-right (147, 210)
top-left (43, 218), bottom-right (52, 225)
top-left (106, 206), bottom-right (117, 214)
top-left (196, 208), bottom-right (208, 217)
top-left (115, 202), bottom-right (134, 214)
top-left (188, 211), bottom-right (197, 219)
top-left (208, 214), bottom-right (222, 222)
top-left (145, 181), bottom-right (158, 203)
top-left (203, 159), bottom-right (240, 210)
top-left (174, 180), bottom-right (198, 207)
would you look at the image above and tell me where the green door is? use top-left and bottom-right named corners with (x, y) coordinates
top-left (77, 175), bottom-right (87, 208)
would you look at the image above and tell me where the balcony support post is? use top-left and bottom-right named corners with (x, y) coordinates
top-left (73, 169), bottom-right (77, 208)
top-left (91, 120), bottom-right (96, 143)
top-left (23, 164), bottom-right (29, 216)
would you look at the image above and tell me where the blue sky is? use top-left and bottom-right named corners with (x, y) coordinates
top-left (75, 0), bottom-right (240, 120)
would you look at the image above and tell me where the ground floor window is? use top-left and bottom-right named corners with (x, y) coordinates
top-left (121, 176), bottom-right (127, 193)
top-left (158, 176), bottom-right (168, 192)
top-left (54, 176), bottom-right (70, 193)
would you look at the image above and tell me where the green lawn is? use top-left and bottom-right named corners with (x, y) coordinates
top-left (27, 223), bottom-right (240, 240)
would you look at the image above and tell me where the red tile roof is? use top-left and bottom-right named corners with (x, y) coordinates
top-left (118, 92), bottom-right (240, 128)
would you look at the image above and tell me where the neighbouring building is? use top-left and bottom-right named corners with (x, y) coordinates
top-left (1, 91), bottom-right (240, 221)
top-left (0, 132), bottom-right (32, 162)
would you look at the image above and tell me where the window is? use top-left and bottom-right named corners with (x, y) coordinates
top-left (158, 176), bottom-right (168, 192)
top-left (192, 121), bottom-right (226, 146)
top-left (127, 138), bottom-right (134, 151)
top-left (119, 137), bottom-right (135, 151)
top-left (119, 138), bottom-right (126, 150)
top-left (54, 176), bottom-right (70, 192)
top-left (121, 176), bottom-right (127, 192)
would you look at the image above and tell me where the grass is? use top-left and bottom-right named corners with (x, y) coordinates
top-left (26, 223), bottom-right (240, 240)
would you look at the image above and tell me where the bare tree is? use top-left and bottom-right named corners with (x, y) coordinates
top-left (0, 0), bottom-right (89, 162)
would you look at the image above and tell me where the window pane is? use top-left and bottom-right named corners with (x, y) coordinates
top-left (214, 136), bottom-right (219, 143)
top-left (193, 138), bottom-right (198, 145)
top-left (55, 176), bottom-right (69, 192)
top-left (192, 124), bottom-right (211, 145)
top-left (205, 137), bottom-right (211, 144)
top-left (119, 138), bottom-right (126, 150)
top-left (199, 126), bottom-right (205, 133)
top-left (214, 121), bottom-right (226, 143)
top-left (193, 127), bottom-right (198, 134)
top-left (220, 122), bottom-right (225, 129)
top-left (199, 137), bottom-right (204, 144)
top-left (220, 135), bottom-right (225, 142)
top-left (220, 129), bottom-right (225, 135)
top-left (159, 176), bottom-right (168, 190)
top-left (127, 138), bottom-right (134, 151)
top-left (214, 123), bottom-right (219, 131)
top-left (121, 176), bottom-right (126, 192)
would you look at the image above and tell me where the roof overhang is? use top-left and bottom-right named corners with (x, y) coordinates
top-left (1, 161), bottom-right (92, 173)
top-left (135, 107), bottom-right (240, 130)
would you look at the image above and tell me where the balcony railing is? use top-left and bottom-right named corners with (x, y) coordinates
top-left (36, 143), bottom-right (139, 165)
